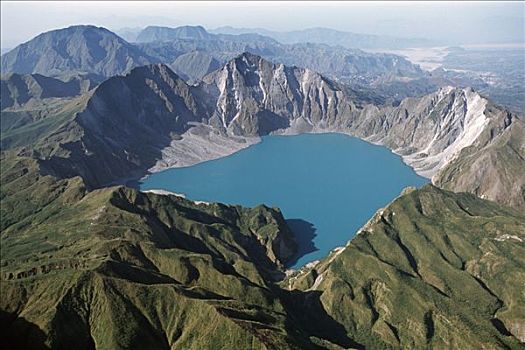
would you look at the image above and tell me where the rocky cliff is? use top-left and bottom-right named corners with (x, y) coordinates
top-left (6, 54), bottom-right (522, 209)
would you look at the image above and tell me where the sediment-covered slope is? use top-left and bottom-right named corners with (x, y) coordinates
top-left (349, 87), bottom-right (525, 209)
top-left (18, 55), bottom-right (359, 189)
top-left (286, 185), bottom-right (525, 348)
top-left (36, 64), bottom-right (209, 187)
top-left (434, 104), bottom-right (525, 209)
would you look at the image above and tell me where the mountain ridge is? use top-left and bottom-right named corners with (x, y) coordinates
top-left (2, 24), bottom-right (430, 104)
top-left (3, 53), bottom-right (523, 209)
top-left (0, 25), bottom-right (156, 78)
top-left (211, 26), bottom-right (437, 49)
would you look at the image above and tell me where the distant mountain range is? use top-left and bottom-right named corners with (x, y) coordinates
top-left (117, 25), bottom-right (437, 49)
top-left (0, 72), bottom-right (96, 110)
top-left (136, 25), bottom-right (214, 42)
top-left (4, 24), bottom-right (521, 113)
top-left (212, 26), bottom-right (438, 49)
top-left (1, 25), bottom-right (430, 101)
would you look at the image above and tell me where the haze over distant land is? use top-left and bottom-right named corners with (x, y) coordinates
top-left (1, 1), bottom-right (523, 48)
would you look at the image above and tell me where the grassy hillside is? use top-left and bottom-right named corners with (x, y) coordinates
top-left (3, 183), bottom-right (524, 349)
top-left (1, 183), bottom-right (311, 349)
top-left (287, 185), bottom-right (525, 349)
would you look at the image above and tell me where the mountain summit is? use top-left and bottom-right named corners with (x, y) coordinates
top-left (0, 25), bottom-right (155, 78)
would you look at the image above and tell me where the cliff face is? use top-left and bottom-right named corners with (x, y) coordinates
top-left (357, 88), bottom-right (525, 209)
top-left (199, 56), bottom-right (524, 209)
top-left (9, 53), bottom-right (522, 209)
top-left (202, 52), bottom-right (357, 135)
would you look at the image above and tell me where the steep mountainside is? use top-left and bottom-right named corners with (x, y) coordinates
top-left (286, 185), bottom-right (525, 348)
top-left (2, 54), bottom-right (523, 209)
top-left (1, 73), bottom-right (97, 110)
top-left (0, 182), bottom-right (315, 349)
top-left (0, 25), bottom-right (155, 78)
top-left (37, 64), bottom-right (210, 188)
top-left (201, 52), bottom-right (358, 135)
top-left (434, 106), bottom-right (525, 209)
top-left (350, 87), bottom-right (525, 209)
top-left (2, 180), bottom-right (524, 349)
top-left (169, 51), bottom-right (221, 82)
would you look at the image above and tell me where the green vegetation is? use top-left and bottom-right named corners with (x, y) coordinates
top-left (287, 185), bottom-right (525, 349)
top-left (1, 45), bottom-right (524, 349)
top-left (2, 180), bottom-right (524, 348)
top-left (1, 183), bottom-right (306, 349)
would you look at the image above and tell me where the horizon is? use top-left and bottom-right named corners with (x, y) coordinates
top-left (1, 1), bottom-right (524, 49)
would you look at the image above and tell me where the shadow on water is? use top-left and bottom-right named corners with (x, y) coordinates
top-left (285, 218), bottom-right (319, 268)
top-left (125, 178), bottom-right (142, 189)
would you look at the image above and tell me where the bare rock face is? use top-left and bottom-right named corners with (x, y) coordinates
top-left (202, 52), bottom-right (357, 135)
top-left (350, 87), bottom-right (489, 176)
top-left (433, 107), bottom-right (525, 209)
top-left (25, 53), bottom-right (524, 209)
top-left (348, 86), bottom-right (525, 209)
top-left (199, 55), bottom-right (523, 208)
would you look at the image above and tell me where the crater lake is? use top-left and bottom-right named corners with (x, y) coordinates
top-left (140, 133), bottom-right (429, 268)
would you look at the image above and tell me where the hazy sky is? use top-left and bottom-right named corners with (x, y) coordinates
top-left (1, 1), bottom-right (524, 48)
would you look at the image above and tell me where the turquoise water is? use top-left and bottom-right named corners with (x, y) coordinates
top-left (140, 133), bottom-right (428, 267)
